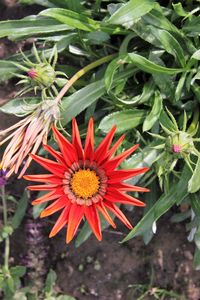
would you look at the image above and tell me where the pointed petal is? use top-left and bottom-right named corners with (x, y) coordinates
top-left (52, 126), bottom-right (78, 166)
top-left (107, 167), bottom-right (149, 183)
top-left (72, 118), bottom-right (83, 159)
top-left (31, 188), bottom-right (63, 205)
top-left (96, 202), bottom-right (116, 228)
top-left (84, 205), bottom-right (102, 241)
top-left (103, 144), bottom-right (139, 171)
top-left (94, 126), bottom-right (116, 163)
top-left (31, 154), bottom-right (66, 177)
top-left (105, 189), bottom-right (145, 207)
top-left (43, 144), bottom-right (67, 166)
top-left (107, 134), bottom-right (125, 158)
top-left (110, 182), bottom-right (150, 193)
top-left (66, 204), bottom-right (84, 243)
top-left (49, 203), bottom-right (71, 237)
top-left (28, 184), bottom-right (58, 191)
top-left (24, 174), bottom-right (62, 185)
top-left (104, 201), bottom-right (133, 229)
top-left (84, 118), bottom-right (94, 160)
top-left (40, 195), bottom-right (69, 218)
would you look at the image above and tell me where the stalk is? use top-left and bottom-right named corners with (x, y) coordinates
top-left (1, 185), bottom-right (10, 271)
top-left (55, 53), bottom-right (116, 104)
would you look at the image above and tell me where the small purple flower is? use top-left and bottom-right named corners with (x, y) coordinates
top-left (0, 169), bottom-right (7, 186)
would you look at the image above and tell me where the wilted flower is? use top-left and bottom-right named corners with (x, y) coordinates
top-left (0, 100), bottom-right (60, 178)
top-left (24, 118), bottom-right (149, 243)
top-left (14, 44), bottom-right (67, 99)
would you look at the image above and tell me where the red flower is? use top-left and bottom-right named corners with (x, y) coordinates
top-left (24, 118), bottom-right (149, 243)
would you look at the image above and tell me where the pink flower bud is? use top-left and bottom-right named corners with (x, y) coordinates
top-left (27, 69), bottom-right (37, 79)
top-left (172, 144), bottom-right (181, 153)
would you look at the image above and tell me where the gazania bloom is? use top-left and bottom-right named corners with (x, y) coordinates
top-left (24, 118), bottom-right (149, 243)
top-left (0, 100), bottom-right (60, 178)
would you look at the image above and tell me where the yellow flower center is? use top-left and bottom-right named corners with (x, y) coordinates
top-left (71, 169), bottom-right (100, 199)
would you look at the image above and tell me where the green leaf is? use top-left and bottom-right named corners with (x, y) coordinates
top-left (159, 110), bottom-right (177, 132)
top-left (190, 194), bottom-right (200, 216)
top-left (40, 8), bottom-right (99, 32)
top-left (122, 166), bottom-right (191, 242)
top-left (143, 91), bottom-right (163, 131)
top-left (104, 57), bottom-right (121, 92)
top-left (0, 17), bottom-right (72, 40)
top-left (0, 60), bottom-right (19, 82)
top-left (193, 246), bottom-right (200, 270)
top-left (99, 109), bottom-right (147, 134)
top-left (61, 68), bottom-right (137, 123)
top-left (128, 53), bottom-right (183, 74)
top-left (12, 191), bottom-right (29, 230)
top-left (61, 80), bottom-right (105, 123)
top-left (183, 16), bottom-right (200, 36)
top-left (191, 49), bottom-right (200, 60)
top-left (10, 266), bottom-right (26, 278)
top-left (0, 98), bottom-right (41, 116)
top-left (150, 28), bottom-right (186, 67)
top-left (172, 3), bottom-right (187, 17)
top-left (108, 0), bottom-right (155, 26)
top-left (44, 269), bottom-right (57, 294)
top-left (188, 156), bottom-right (200, 193)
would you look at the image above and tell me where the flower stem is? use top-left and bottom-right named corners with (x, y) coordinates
top-left (55, 53), bottom-right (116, 104)
top-left (1, 186), bottom-right (10, 270)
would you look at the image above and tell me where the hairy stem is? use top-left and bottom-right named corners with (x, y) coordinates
top-left (55, 54), bottom-right (116, 104)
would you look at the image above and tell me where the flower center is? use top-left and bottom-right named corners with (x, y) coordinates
top-left (70, 169), bottom-right (100, 199)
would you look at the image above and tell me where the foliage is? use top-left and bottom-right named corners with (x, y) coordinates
top-left (0, 0), bottom-right (200, 297)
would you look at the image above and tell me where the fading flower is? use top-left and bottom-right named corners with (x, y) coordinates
top-left (0, 100), bottom-right (60, 178)
top-left (24, 118), bottom-right (149, 243)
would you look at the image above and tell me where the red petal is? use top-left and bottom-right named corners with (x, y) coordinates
top-left (52, 126), bottom-right (78, 166)
top-left (49, 203), bottom-right (71, 237)
top-left (111, 182), bottom-right (150, 193)
top-left (107, 167), bottom-right (149, 183)
top-left (96, 202), bottom-right (116, 228)
top-left (104, 201), bottom-right (133, 229)
top-left (72, 118), bottom-right (83, 159)
top-left (105, 189), bottom-right (145, 207)
top-left (107, 134), bottom-right (125, 158)
top-left (94, 126), bottom-right (116, 164)
top-left (24, 174), bottom-right (62, 185)
top-left (31, 188), bottom-right (63, 205)
top-left (66, 204), bottom-right (84, 243)
top-left (84, 205), bottom-right (102, 241)
top-left (31, 154), bottom-right (66, 177)
top-left (43, 144), bottom-right (67, 166)
top-left (28, 184), bottom-right (58, 191)
top-left (40, 195), bottom-right (69, 218)
top-left (84, 118), bottom-right (94, 160)
top-left (103, 144), bottom-right (139, 171)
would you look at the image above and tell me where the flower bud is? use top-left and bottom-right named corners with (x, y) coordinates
top-left (27, 63), bottom-right (56, 88)
top-left (166, 131), bottom-right (194, 155)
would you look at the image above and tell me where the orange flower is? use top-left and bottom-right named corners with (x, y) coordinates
top-left (24, 118), bottom-right (149, 243)
top-left (0, 100), bottom-right (59, 178)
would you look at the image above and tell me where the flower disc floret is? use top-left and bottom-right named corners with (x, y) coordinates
top-left (71, 169), bottom-right (100, 199)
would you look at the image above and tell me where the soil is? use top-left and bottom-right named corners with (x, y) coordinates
top-left (1, 2), bottom-right (200, 300)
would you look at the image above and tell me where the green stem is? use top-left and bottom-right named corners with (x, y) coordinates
top-left (55, 53), bottom-right (116, 104)
top-left (1, 186), bottom-right (10, 270)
